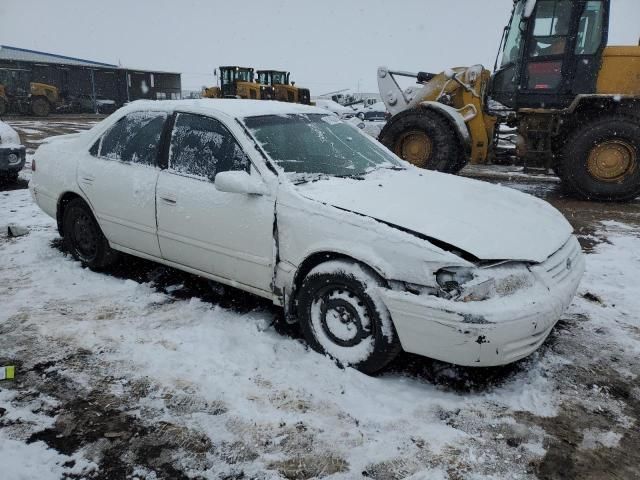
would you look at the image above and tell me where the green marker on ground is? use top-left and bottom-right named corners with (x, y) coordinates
top-left (0, 366), bottom-right (15, 380)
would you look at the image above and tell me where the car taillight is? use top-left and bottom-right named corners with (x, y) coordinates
top-left (31, 158), bottom-right (36, 171)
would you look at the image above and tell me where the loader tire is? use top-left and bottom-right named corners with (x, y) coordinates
top-left (379, 108), bottom-right (468, 174)
top-left (561, 116), bottom-right (640, 202)
top-left (31, 97), bottom-right (50, 117)
top-left (0, 97), bottom-right (6, 116)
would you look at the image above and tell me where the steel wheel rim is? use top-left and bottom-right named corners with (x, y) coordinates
top-left (72, 212), bottom-right (98, 261)
top-left (314, 285), bottom-right (371, 348)
top-left (587, 139), bottom-right (637, 182)
top-left (395, 131), bottom-right (433, 168)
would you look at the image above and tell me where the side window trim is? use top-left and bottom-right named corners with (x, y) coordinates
top-left (167, 111), bottom-right (253, 180)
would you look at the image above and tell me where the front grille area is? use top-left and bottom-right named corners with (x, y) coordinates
top-left (536, 236), bottom-right (583, 287)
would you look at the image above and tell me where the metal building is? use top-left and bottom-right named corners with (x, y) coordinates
top-left (0, 45), bottom-right (181, 110)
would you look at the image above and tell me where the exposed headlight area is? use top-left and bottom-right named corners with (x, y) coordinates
top-left (436, 263), bottom-right (535, 302)
top-left (392, 262), bottom-right (536, 303)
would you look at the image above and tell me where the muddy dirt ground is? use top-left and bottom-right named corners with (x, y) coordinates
top-left (1, 116), bottom-right (639, 479)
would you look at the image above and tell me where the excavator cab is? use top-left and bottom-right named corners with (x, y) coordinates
top-left (491, 0), bottom-right (610, 109)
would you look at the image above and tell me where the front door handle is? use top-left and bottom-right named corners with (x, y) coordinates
top-left (159, 193), bottom-right (177, 205)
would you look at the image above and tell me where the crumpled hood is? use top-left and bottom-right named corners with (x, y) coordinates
top-left (296, 168), bottom-right (573, 263)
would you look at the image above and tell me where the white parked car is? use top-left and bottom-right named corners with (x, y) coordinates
top-left (30, 99), bottom-right (584, 373)
top-left (313, 98), bottom-right (355, 119)
top-left (0, 120), bottom-right (26, 181)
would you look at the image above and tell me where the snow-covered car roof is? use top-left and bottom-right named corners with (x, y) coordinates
top-left (120, 99), bottom-right (328, 119)
top-left (0, 120), bottom-right (21, 147)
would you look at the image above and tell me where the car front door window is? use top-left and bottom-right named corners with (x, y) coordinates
top-left (168, 112), bottom-right (250, 179)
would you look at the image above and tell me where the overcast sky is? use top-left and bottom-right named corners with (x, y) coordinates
top-left (1, 0), bottom-right (638, 95)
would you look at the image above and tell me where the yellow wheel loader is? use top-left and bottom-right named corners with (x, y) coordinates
top-left (0, 75), bottom-right (59, 117)
top-left (202, 66), bottom-right (267, 100)
top-left (256, 70), bottom-right (312, 105)
top-left (378, 0), bottom-right (640, 201)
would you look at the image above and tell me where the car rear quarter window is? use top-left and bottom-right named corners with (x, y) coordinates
top-left (98, 111), bottom-right (167, 166)
top-left (168, 113), bottom-right (249, 179)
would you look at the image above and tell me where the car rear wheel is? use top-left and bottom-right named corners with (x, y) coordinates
top-left (296, 260), bottom-right (401, 374)
top-left (62, 198), bottom-right (118, 269)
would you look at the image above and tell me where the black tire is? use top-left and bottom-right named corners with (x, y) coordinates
top-left (297, 260), bottom-right (401, 374)
top-left (31, 97), bottom-right (50, 117)
top-left (0, 97), bottom-right (6, 116)
top-left (561, 116), bottom-right (640, 201)
top-left (379, 108), bottom-right (468, 174)
top-left (62, 198), bottom-right (118, 269)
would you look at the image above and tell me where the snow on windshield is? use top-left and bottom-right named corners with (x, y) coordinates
top-left (243, 113), bottom-right (402, 178)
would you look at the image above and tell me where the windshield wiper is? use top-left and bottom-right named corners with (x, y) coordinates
top-left (334, 174), bottom-right (366, 180)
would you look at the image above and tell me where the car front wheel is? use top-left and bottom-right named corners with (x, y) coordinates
top-left (62, 198), bottom-right (118, 269)
top-left (297, 260), bottom-right (401, 374)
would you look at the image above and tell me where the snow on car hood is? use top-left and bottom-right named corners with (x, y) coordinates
top-left (295, 168), bottom-right (573, 263)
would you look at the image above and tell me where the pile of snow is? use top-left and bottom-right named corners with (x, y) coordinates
top-left (313, 98), bottom-right (355, 118)
top-left (0, 121), bottom-right (22, 147)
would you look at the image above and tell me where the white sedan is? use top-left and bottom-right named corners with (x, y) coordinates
top-left (30, 99), bottom-right (584, 373)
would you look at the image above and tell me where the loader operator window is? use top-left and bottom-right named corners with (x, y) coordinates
top-left (575, 1), bottom-right (605, 55)
top-left (530, 0), bottom-right (572, 57)
top-left (272, 72), bottom-right (287, 85)
top-left (500, 0), bottom-right (526, 68)
top-left (526, 0), bottom-right (572, 91)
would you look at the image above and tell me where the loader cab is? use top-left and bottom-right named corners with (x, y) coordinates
top-left (219, 66), bottom-right (255, 98)
top-left (257, 70), bottom-right (290, 86)
top-left (491, 0), bottom-right (609, 109)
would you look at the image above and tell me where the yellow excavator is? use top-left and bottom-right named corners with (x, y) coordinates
top-left (378, 0), bottom-right (640, 201)
top-left (202, 66), bottom-right (268, 100)
top-left (0, 69), bottom-right (59, 117)
top-left (256, 70), bottom-right (312, 105)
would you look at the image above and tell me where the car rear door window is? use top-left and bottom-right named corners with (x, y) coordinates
top-left (168, 112), bottom-right (250, 179)
top-left (98, 111), bottom-right (167, 165)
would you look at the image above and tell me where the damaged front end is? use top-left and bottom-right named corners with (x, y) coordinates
top-left (380, 236), bottom-right (585, 366)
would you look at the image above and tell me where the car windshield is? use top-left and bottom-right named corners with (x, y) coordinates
top-left (243, 113), bottom-right (403, 178)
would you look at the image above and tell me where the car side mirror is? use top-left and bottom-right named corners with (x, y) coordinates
top-left (214, 170), bottom-right (267, 195)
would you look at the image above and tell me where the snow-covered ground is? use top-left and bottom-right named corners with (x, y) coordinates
top-left (1, 120), bottom-right (640, 479)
